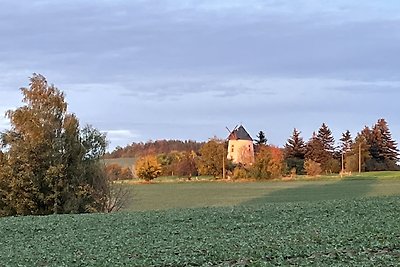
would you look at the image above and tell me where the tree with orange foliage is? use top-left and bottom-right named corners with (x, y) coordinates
top-left (250, 146), bottom-right (284, 179)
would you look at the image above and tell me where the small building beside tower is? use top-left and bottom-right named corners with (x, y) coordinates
top-left (227, 125), bottom-right (255, 165)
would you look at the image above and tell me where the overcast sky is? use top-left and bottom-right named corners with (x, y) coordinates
top-left (1, 0), bottom-right (400, 150)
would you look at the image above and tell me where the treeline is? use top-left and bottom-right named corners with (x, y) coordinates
top-left (285, 119), bottom-right (399, 175)
top-left (130, 118), bottom-right (399, 181)
top-left (105, 140), bottom-right (204, 159)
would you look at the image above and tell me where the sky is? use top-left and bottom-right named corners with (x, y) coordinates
top-left (1, 0), bottom-right (400, 150)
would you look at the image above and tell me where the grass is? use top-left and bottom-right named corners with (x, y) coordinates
top-left (103, 157), bottom-right (136, 168)
top-left (127, 172), bottom-right (400, 211)
top-left (1, 171), bottom-right (400, 266)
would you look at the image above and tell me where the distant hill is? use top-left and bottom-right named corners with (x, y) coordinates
top-left (104, 139), bottom-right (204, 159)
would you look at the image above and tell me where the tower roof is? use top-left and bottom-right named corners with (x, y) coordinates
top-left (228, 125), bottom-right (253, 141)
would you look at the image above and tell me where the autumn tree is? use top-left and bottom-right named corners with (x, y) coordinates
top-left (0, 74), bottom-right (108, 216)
top-left (197, 139), bottom-right (226, 178)
top-left (345, 134), bottom-right (370, 172)
top-left (284, 128), bottom-right (306, 174)
top-left (134, 155), bottom-right (161, 181)
top-left (105, 164), bottom-right (133, 181)
top-left (174, 151), bottom-right (198, 178)
top-left (249, 146), bottom-right (284, 179)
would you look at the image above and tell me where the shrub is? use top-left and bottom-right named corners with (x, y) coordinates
top-left (105, 164), bottom-right (133, 181)
top-left (304, 159), bottom-right (322, 176)
top-left (232, 166), bottom-right (249, 180)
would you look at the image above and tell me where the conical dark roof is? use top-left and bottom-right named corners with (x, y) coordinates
top-left (228, 125), bottom-right (253, 141)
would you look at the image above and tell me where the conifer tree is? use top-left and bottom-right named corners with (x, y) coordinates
top-left (363, 119), bottom-right (399, 170)
top-left (284, 128), bottom-right (306, 174)
top-left (305, 132), bottom-right (325, 163)
top-left (284, 128), bottom-right (306, 159)
top-left (255, 131), bottom-right (268, 146)
top-left (317, 123), bottom-right (335, 154)
top-left (306, 123), bottom-right (339, 173)
top-left (340, 130), bottom-right (353, 154)
top-left (372, 119), bottom-right (398, 162)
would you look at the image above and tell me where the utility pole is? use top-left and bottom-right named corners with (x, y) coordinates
top-left (222, 146), bottom-right (226, 179)
top-left (341, 152), bottom-right (344, 176)
top-left (358, 143), bottom-right (362, 173)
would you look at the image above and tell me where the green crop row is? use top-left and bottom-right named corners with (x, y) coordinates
top-left (0, 196), bottom-right (399, 266)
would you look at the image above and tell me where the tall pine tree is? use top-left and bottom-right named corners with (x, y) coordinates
top-left (365, 119), bottom-right (399, 170)
top-left (306, 123), bottom-right (339, 173)
top-left (285, 128), bottom-right (306, 159)
top-left (340, 130), bottom-right (353, 154)
top-left (284, 128), bottom-right (306, 174)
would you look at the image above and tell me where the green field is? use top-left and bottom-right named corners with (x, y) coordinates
top-left (1, 172), bottom-right (400, 266)
top-left (128, 171), bottom-right (400, 211)
top-left (103, 157), bottom-right (136, 168)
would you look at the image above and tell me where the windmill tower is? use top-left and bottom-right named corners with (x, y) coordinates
top-left (227, 125), bottom-right (255, 165)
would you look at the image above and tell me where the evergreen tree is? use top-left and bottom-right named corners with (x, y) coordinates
top-left (255, 131), bottom-right (267, 146)
top-left (284, 128), bottom-right (306, 174)
top-left (340, 130), bottom-right (353, 154)
top-left (284, 128), bottom-right (306, 159)
top-left (317, 123), bottom-right (335, 154)
top-left (305, 132), bottom-right (325, 163)
top-left (372, 119), bottom-right (398, 162)
top-left (306, 124), bottom-right (339, 173)
top-left (364, 119), bottom-right (399, 170)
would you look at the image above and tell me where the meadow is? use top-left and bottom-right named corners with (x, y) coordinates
top-left (1, 172), bottom-right (400, 266)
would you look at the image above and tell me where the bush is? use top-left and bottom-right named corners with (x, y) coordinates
top-left (105, 164), bottom-right (133, 181)
top-left (232, 166), bottom-right (249, 180)
top-left (285, 158), bottom-right (305, 175)
top-left (304, 159), bottom-right (322, 176)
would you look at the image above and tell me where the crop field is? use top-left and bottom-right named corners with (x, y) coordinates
top-left (1, 172), bottom-right (400, 266)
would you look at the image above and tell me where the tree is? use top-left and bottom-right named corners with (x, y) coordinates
top-left (255, 131), bottom-right (267, 146)
top-left (197, 139), bottom-right (226, 178)
top-left (345, 134), bottom-right (370, 172)
top-left (175, 151), bottom-right (198, 178)
top-left (317, 123), bottom-right (335, 155)
top-left (340, 130), bottom-right (353, 155)
top-left (306, 124), bottom-right (338, 173)
top-left (284, 128), bottom-right (306, 174)
top-left (249, 146), bottom-right (284, 179)
top-left (364, 119), bottom-right (399, 171)
top-left (305, 132), bottom-right (325, 163)
top-left (105, 164), bottom-right (133, 181)
top-left (0, 74), bottom-right (108, 216)
top-left (134, 155), bottom-right (161, 181)
top-left (285, 128), bottom-right (306, 159)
